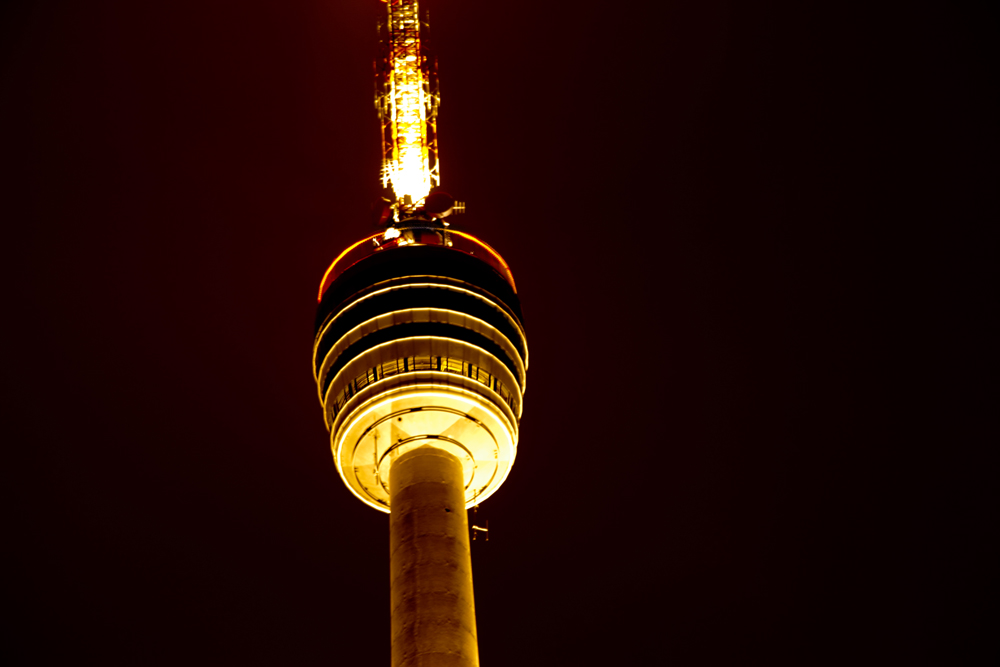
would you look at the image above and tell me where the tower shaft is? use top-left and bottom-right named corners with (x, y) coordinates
top-left (390, 446), bottom-right (479, 667)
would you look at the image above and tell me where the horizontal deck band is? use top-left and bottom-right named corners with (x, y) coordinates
top-left (318, 320), bottom-right (522, 401)
top-left (314, 283), bottom-right (527, 377)
top-left (316, 245), bottom-right (523, 333)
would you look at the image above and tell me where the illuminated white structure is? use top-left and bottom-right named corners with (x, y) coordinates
top-left (314, 226), bottom-right (527, 515)
top-left (312, 3), bottom-right (527, 665)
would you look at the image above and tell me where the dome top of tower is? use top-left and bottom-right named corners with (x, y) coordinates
top-left (317, 223), bottom-right (516, 303)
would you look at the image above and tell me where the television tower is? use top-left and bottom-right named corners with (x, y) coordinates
top-left (312, 2), bottom-right (527, 665)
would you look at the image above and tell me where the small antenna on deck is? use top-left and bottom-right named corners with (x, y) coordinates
top-left (470, 493), bottom-right (489, 541)
top-left (471, 521), bottom-right (489, 541)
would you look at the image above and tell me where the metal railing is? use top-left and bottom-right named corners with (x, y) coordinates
top-left (327, 354), bottom-right (517, 419)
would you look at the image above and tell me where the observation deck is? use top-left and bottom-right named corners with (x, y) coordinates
top-left (314, 220), bottom-right (527, 512)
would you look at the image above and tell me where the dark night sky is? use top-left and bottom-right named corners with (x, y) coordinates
top-left (4, 1), bottom-right (994, 664)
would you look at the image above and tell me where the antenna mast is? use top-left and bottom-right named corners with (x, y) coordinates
top-left (375, 0), bottom-right (440, 216)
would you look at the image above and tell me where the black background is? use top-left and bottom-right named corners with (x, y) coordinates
top-left (5, 1), bottom-right (994, 664)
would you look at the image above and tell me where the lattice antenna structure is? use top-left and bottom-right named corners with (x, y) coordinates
top-left (375, 0), bottom-right (440, 215)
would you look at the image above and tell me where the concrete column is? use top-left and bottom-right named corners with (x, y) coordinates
top-left (389, 446), bottom-right (479, 667)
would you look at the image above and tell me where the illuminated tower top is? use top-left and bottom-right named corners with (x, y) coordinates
top-left (314, 6), bottom-right (524, 662)
top-left (375, 0), bottom-right (440, 215)
top-left (313, 2), bottom-right (526, 517)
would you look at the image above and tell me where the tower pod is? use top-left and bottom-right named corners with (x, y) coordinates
top-left (314, 222), bottom-right (527, 512)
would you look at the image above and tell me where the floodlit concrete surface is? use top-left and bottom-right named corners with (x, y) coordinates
top-left (390, 446), bottom-right (479, 667)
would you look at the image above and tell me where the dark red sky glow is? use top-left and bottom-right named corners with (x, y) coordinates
top-left (4, 1), bottom-right (993, 664)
